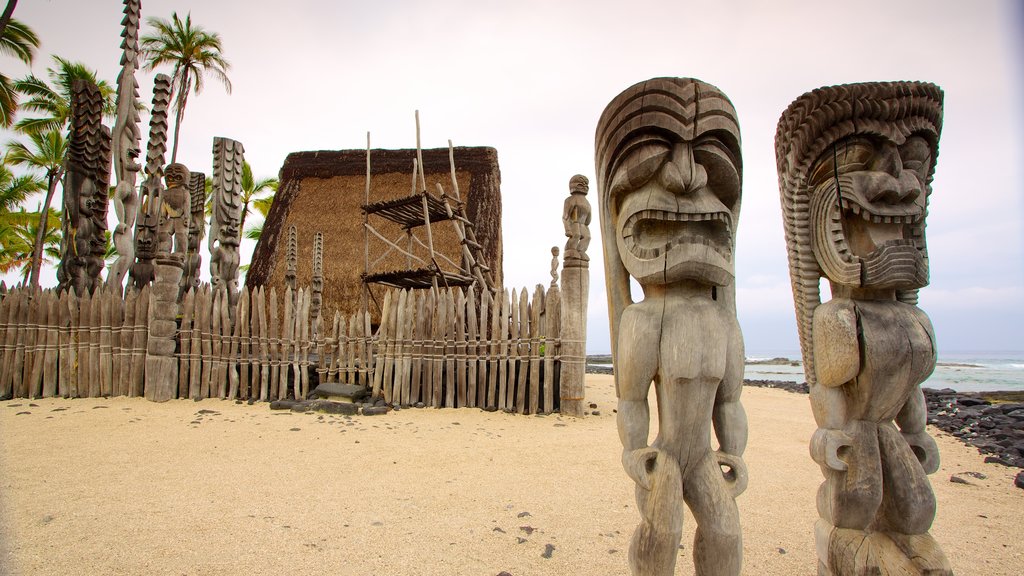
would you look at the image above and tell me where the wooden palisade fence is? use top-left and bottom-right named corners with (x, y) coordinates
top-left (0, 283), bottom-right (564, 415)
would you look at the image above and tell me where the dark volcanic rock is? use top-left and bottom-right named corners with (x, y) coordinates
top-left (1015, 471), bottom-right (1024, 489)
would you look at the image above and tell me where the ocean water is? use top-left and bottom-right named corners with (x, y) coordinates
top-left (743, 351), bottom-right (1024, 393)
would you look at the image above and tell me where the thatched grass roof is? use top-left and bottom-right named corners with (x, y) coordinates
top-left (246, 147), bottom-right (503, 324)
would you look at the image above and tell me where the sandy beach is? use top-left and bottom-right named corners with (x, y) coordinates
top-left (1, 375), bottom-right (1020, 575)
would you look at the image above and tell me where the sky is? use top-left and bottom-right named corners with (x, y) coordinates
top-left (3, 0), bottom-right (1022, 356)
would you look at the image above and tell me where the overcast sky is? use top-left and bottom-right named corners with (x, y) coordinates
top-left (3, 0), bottom-right (1022, 355)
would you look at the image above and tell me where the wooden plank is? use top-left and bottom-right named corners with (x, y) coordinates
top-left (431, 288), bottom-right (445, 408)
top-left (372, 290), bottom-right (390, 399)
top-left (543, 285), bottom-right (561, 414)
top-left (455, 288), bottom-right (467, 408)
top-left (119, 289), bottom-right (135, 398)
top-left (391, 289), bottom-right (408, 405)
top-left (75, 291), bottom-right (90, 397)
top-left (131, 285), bottom-right (150, 397)
top-left (476, 288), bottom-right (489, 408)
top-left (281, 287), bottom-right (295, 399)
top-left (42, 292), bottom-right (59, 398)
top-left (486, 289), bottom-right (499, 408)
top-left (0, 291), bottom-right (11, 398)
top-left (210, 289), bottom-right (224, 398)
top-left (328, 311), bottom-right (340, 381)
top-left (516, 287), bottom-right (530, 414)
top-left (227, 286), bottom-right (242, 399)
top-left (381, 289), bottom-right (398, 403)
top-left (528, 285), bottom-right (544, 415)
top-left (421, 289), bottom-right (435, 405)
top-left (494, 289), bottom-right (507, 410)
top-left (466, 287), bottom-right (479, 408)
top-left (89, 287), bottom-right (102, 397)
top-left (57, 291), bottom-right (72, 398)
top-left (499, 288), bottom-right (512, 411)
top-left (199, 286), bottom-right (214, 399)
top-left (21, 288), bottom-right (39, 398)
top-left (268, 287), bottom-right (280, 399)
top-left (257, 286), bottom-right (270, 401)
top-left (361, 311), bottom-right (372, 388)
top-left (99, 288), bottom-right (114, 397)
top-left (109, 290), bottom-right (124, 397)
top-left (178, 289), bottom-right (195, 399)
top-left (401, 290), bottom-right (415, 406)
top-left (188, 288), bottom-right (204, 400)
top-left (408, 291), bottom-right (424, 405)
top-left (237, 286), bottom-right (250, 399)
top-left (444, 288), bottom-right (456, 408)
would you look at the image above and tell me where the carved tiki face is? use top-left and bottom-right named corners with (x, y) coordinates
top-left (596, 78), bottom-right (742, 288)
top-left (164, 163), bottom-right (190, 191)
top-left (806, 133), bottom-right (933, 290)
top-left (135, 211), bottom-right (159, 260)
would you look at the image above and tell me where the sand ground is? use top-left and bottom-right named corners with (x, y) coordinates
top-left (1, 375), bottom-right (1021, 575)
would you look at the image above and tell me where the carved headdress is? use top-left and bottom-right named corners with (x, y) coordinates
top-left (596, 77), bottom-right (742, 365)
top-left (775, 81), bottom-right (943, 384)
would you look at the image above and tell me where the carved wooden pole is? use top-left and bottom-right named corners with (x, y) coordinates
top-left (284, 225), bottom-right (297, 292)
top-left (129, 74), bottom-right (171, 291)
top-left (597, 78), bottom-right (748, 576)
top-left (311, 231), bottom-right (323, 337)
top-left (57, 80), bottom-right (111, 296)
top-left (144, 257), bottom-right (183, 402)
top-left (559, 175), bottom-right (590, 417)
top-left (180, 171), bottom-right (206, 300)
top-left (209, 137), bottom-right (245, 322)
top-left (109, 0), bottom-right (142, 292)
top-left (776, 81), bottom-right (951, 576)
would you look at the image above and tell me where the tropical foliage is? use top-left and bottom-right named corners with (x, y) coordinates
top-left (141, 11), bottom-right (231, 162)
top-left (0, 16), bottom-right (38, 128)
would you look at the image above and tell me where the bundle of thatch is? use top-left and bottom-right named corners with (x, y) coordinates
top-left (246, 147), bottom-right (503, 324)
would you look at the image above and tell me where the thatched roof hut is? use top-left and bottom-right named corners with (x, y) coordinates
top-left (246, 147), bottom-right (503, 323)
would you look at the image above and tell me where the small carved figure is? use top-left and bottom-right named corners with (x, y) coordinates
top-left (597, 78), bottom-right (747, 576)
top-left (549, 246), bottom-right (560, 287)
top-left (776, 81), bottom-right (950, 575)
top-left (563, 174), bottom-right (591, 261)
top-left (159, 163), bottom-right (191, 258)
top-left (209, 137), bottom-right (245, 316)
top-left (180, 171), bottom-right (206, 299)
top-left (285, 225), bottom-right (298, 291)
top-left (130, 197), bottom-right (160, 291)
top-left (311, 231), bottom-right (324, 335)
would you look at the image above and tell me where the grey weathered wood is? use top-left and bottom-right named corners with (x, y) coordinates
top-left (391, 289), bottom-right (408, 405)
top-left (297, 288), bottom-right (310, 400)
top-left (22, 288), bottom-right (40, 398)
top-left (371, 290), bottom-right (391, 399)
top-left (409, 290), bottom-right (425, 405)
top-left (178, 288), bottom-right (195, 399)
top-left (76, 291), bottom-right (90, 397)
top-left (120, 289), bottom-right (135, 398)
top-left (528, 285), bottom-right (543, 415)
top-left (257, 286), bottom-right (270, 401)
top-left (476, 288), bottom-right (489, 407)
top-left (88, 287), bottom-right (102, 397)
top-left (776, 81), bottom-right (951, 575)
top-left (188, 288), bottom-right (205, 400)
top-left (362, 311), bottom-right (372, 388)
top-left (210, 288), bottom-right (224, 398)
top-left (57, 291), bottom-right (72, 398)
top-left (506, 288), bottom-right (520, 411)
top-left (99, 288), bottom-right (114, 397)
top-left (131, 285), bottom-right (149, 397)
top-left (443, 289), bottom-right (456, 408)
top-left (42, 292), bottom-right (59, 398)
top-left (227, 287), bottom-right (242, 399)
top-left (466, 287), bottom-right (479, 408)
top-left (381, 289), bottom-right (398, 403)
top-left (515, 287), bottom-right (529, 414)
top-left (455, 288), bottom-right (467, 408)
top-left (109, 291), bottom-right (124, 397)
top-left (199, 286), bottom-right (214, 399)
top-left (401, 290), bottom-right (415, 405)
top-left (238, 286), bottom-right (250, 399)
top-left (487, 289), bottom-right (501, 408)
top-left (543, 285), bottom-right (561, 414)
top-left (497, 289), bottom-right (510, 411)
top-left (598, 80), bottom-right (747, 575)
top-left (268, 287), bottom-right (280, 399)
top-left (0, 291), bottom-right (18, 397)
top-left (281, 286), bottom-right (294, 399)
top-left (422, 289), bottom-right (436, 405)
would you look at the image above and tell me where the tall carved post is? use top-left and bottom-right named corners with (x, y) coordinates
top-left (559, 175), bottom-right (590, 417)
top-left (144, 257), bottom-right (183, 402)
top-left (549, 246), bottom-right (560, 288)
top-left (311, 231), bottom-right (323, 336)
top-left (158, 163), bottom-right (191, 260)
top-left (57, 80), bottom-right (111, 296)
top-left (209, 137), bottom-right (244, 321)
top-left (108, 0), bottom-right (142, 291)
top-left (775, 82), bottom-right (951, 575)
top-left (284, 225), bottom-right (297, 292)
top-left (597, 78), bottom-right (748, 576)
top-left (180, 171), bottom-right (206, 300)
top-left (129, 74), bottom-right (171, 291)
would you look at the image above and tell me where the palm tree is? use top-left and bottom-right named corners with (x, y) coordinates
top-left (13, 55), bottom-right (115, 134)
top-left (0, 16), bottom-right (39, 127)
top-left (0, 156), bottom-right (43, 212)
top-left (141, 12), bottom-right (231, 162)
top-left (0, 206), bottom-right (60, 282)
top-left (6, 129), bottom-right (67, 287)
top-left (243, 194), bottom-right (275, 241)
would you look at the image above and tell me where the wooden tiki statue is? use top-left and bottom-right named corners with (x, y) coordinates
top-left (209, 137), bottom-right (245, 315)
top-left (775, 81), bottom-right (951, 575)
top-left (597, 77), bottom-right (747, 576)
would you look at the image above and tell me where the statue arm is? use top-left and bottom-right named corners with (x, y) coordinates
top-left (896, 384), bottom-right (940, 474)
top-left (616, 307), bottom-right (659, 489)
top-left (809, 300), bottom-right (857, 471)
top-left (713, 328), bottom-right (747, 457)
